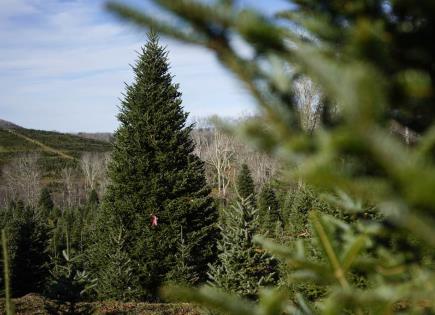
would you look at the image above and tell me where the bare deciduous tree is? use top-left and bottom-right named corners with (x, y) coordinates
top-left (80, 152), bottom-right (106, 193)
top-left (1, 154), bottom-right (41, 207)
top-left (205, 130), bottom-right (236, 200)
top-left (294, 77), bottom-right (323, 133)
top-left (191, 117), bottom-right (213, 160)
top-left (98, 152), bottom-right (112, 197)
top-left (243, 150), bottom-right (278, 188)
top-left (61, 167), bottom-right (75, 208)
top-left (191, 116), bottom-right (280, 202)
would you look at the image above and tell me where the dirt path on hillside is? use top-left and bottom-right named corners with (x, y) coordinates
top-left (6, 128), bottom-right (75, 160)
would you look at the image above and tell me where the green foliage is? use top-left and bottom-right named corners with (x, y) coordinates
top-left (92, 224), bottom-right (139, 301)
top-left (87, 189), bottom-right (99, 207)
top-left (0, 204), bottom-right (50, 297)
top-left (1, 230), bottom-right (15, 315)
top-left (281, 186), bottom-right (351, 302)
top-left (49, 206), bottom-right (94, 259)
top-left (47, 249), bottom-right (96, 304)
top-left (165, 227), bottom-right (199, 286)
top-left (208, 198), bottom-right (278, 299)
top-left (258, 184), bottom-right (281, 232)
top-left (284, 185), bottom-right (341, 238)
top-left (236, 164), bottom-right (256, 205)
top-left (0, 200), bottom-right (99, 303)
top-left (38, 188), bottom-right (54, 216)
top-left (91, 31), bottom-right (218, 300)
top-left (107, 0), bottom-right (435, 313)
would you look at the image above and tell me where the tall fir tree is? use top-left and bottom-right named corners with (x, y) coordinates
top-left (236, 163), bottom-right (256, 205)
top-left (258, 184), bottom-right (281, 231)
top-left (208, 198), bottom-right (278, 299)
top-left (90, 31), bottom-right (218, 300)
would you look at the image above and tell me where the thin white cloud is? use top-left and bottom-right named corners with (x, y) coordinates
top-left (0, 0), bottom-right (37, 18)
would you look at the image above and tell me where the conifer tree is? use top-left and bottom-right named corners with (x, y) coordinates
top-left (258, 185), bottom-right (281, 230)
top-left (0, 204), bottom-right (50, 297)
top-left (93, 225), bottom-right (139, 301)
top-left (208, 198), bottom-right (277, 299)
top-left (87, 189), bottom-right (99, 207)
top-left (38, 188), bottom-right (54, 215)
top-left (236, 164), bottom-right (256, 205)
top-left (47, 248), bottom-right (97, 308)
top-left (165, 227), bottom-right (199, 285)
top-left (91, 31), bottom-right (218, 300)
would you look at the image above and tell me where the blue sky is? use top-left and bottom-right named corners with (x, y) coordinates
top-left (0, 0), bottom-right (287, 132)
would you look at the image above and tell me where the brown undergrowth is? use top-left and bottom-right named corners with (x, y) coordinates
top-left (0, 294), bottom-right (201, 315)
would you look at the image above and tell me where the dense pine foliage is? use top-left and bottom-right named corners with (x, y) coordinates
top-left (258, 184), bottom-right (281, 232)
top-left (236, 163), bottom-right (256, 205)
top-left (89, 31), bottom-right (218, 301)
top-left (0, 203), bottom-right (50, 297)
top-left (38, 188), bottom-right (54, 216)
top-left (208, 198), bottom-right (278, 299)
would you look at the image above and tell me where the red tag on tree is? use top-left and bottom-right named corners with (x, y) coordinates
top-left (150, 214), bottom-right (158, 227)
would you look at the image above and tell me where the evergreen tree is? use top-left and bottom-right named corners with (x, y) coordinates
top-left (38, 188), bottom-right (54, 215)
top-left (258, 185), bottom-right (281, 231)
top-left (47, 248), bottom-right (97, 310)
top-left (91, 31), bottom-right (218, 300)
top-left (92, 225), bottom-right (138, 301)
top-left (0, 204), bottom-right (50, 297)
top-left (87, 189), bottom-right (99, 207)
top-left (165, 227), bottom-right (199, 285)
top-left (208, 198), bottom-right (278, 299)
top-left (236, 164), bottom-right (256, 205)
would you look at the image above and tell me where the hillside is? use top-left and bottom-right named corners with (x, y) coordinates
top-left (0, 119), bottom-right (112, 174)
top-left (75, 132), bottom-right (114, 142)
top-left (0, 118), bottom-right (22, 129)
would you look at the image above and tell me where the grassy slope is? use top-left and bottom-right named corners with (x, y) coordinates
top-left (0, 127), bottom-right (112, 179)
top-left (0, 127), bottom-right (112, 188)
